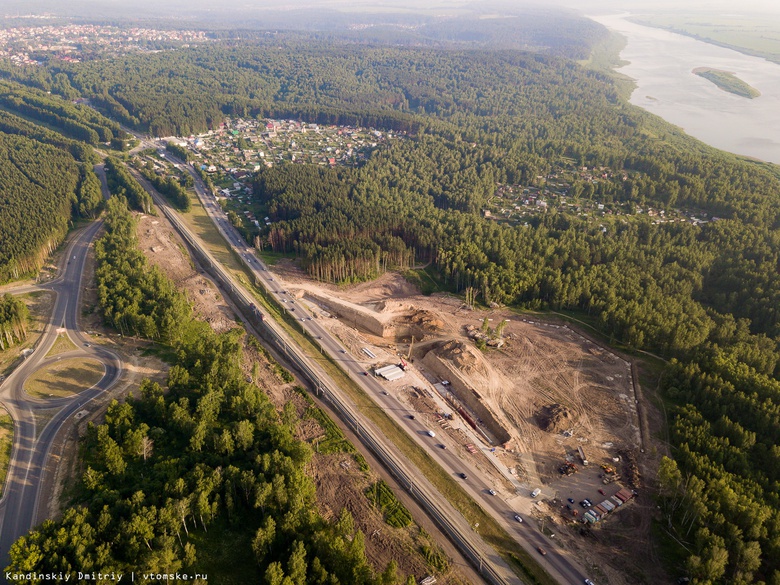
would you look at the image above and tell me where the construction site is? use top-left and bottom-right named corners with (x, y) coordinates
top-left (274, 268), bottom-right (667, 585)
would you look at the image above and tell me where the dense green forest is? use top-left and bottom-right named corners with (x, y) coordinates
top-left (95, 197), bottom-right (188, 341)
top-left (0, 132), bottom-right (80, 283)
top-left (1, 25), bottom-right (779, 584)
top-left (0, 294), bottom-right (28, 351)
top-left (0, 79), bottom-right (123, 146)
top-left (103, 157), bottom-right (154, 215)
top-left (0, 77), bottom-right (113, 285)
top-left (5, 197), bottom-right (402, 584)
top-left (133, 158), bottom-right (192, 212)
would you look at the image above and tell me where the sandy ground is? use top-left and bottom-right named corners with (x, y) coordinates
top-left (271, 259), bottom-right (669, 585)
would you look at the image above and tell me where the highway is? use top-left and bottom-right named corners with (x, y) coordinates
top-left (0, 220), bottom-right (123, 572)
top-left (149, 144), bottom-right (592, 585)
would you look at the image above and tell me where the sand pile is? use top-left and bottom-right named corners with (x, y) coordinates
top-left (536, 403), bottom-right (575, 433)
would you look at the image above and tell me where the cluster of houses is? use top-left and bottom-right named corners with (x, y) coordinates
top-left (487, 166), bottom-right (717, 227)
top-left (177, 117), bottom-right (399, 177)
top-left (0, 23), bottom-right (209, 65)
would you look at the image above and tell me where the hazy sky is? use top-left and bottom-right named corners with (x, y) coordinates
top-left (3, 0), bottom-right (779, 17)
top-left (1, 0), bottom-right (779, 29)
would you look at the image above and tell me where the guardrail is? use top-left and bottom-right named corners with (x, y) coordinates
top-left (144, 175), bottom-right (520, 585)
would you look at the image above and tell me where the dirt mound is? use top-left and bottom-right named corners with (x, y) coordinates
top-left (536, 403), bottom-right (576, 433)
top-left (618, 448), bottom-right (642, 489)
top-left (408, 309), bottom-right (444, 332)
top-left (432, 340), bottom-right (485, 375)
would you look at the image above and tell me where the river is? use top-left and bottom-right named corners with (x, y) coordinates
top-left (590, 13), bottom-right (780, 165)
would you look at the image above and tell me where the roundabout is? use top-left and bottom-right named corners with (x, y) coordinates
top-left (0, 220), bottom-right (123, 570)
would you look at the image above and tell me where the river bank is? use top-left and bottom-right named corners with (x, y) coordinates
top-left (591, 13), bottom-right (780, 165)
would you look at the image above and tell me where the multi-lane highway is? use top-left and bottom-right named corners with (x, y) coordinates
top-left (0, 220), bottom-right (123, 572)
top-left (155, 145), bottom-right (592, 585)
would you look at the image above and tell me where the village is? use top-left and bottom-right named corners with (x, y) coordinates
top-left (486, 168), bottom-right (716, 228)
top-left (155, 117), bottom-right (715, 251)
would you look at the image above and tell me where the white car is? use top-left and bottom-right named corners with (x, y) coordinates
top-left (514, 514), bottom-right (523, 523)
top-left (488, 489), bottom-right (497, 496)
top-left (426, 430), bottom-right (436, 438)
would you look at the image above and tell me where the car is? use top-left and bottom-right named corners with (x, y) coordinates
top-left (439, 444), bottom-right (446, 449)
top-left (584, 498), bottom-right (593, 506)
top-left (514, 514), bottom-right (523, 523)
top-left (459, 473), bottom-right (468, 480)
top-left (598, 489), bottom-right (606, 495)
top-left (339, 349), bottom-right (347, 353)
top-left (268, 278), bottom-right (273, 281)
top-left (585, 580), bottom-right (595, 585)
top-left (289, 308), bottom-right (295, 311)
top-left (408, 414), bottom-right (415, 420)
top-left (488, 489), bottom-right (496, 496)
top-left (382, 391), bottom-right (389, 396)
top-left (567, 498), bottom-right (575, 504)
top-left (84, 343), bottom-right (91, 347)
top-left (426, 430), bottom-right (436, 438)
top-left (362, 372), bottom-right (368, 376)
top-left (537, 547), bottom-right (547, 556)
top-left (580, 501), bottom-right (589, 508)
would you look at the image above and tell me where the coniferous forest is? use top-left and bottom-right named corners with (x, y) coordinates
top-left (0, 19), bottom-right (779, 585)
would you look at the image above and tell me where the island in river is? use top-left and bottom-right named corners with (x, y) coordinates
top-left (692, 67), bottom-right (761, 98)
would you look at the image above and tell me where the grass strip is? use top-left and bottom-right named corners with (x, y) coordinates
top-left (24, 358), bottom-right (104, 398)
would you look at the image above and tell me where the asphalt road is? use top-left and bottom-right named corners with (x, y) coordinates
top-left (154, 147), bottom-right (592, 585)
top-left (0, 220), bottom-right (123, 574)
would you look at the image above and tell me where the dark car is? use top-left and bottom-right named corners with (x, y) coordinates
top-left (598, 489), bottom-right (606, 495)
top-left (537, 547), bottom-right (547, 556)
top-left (567, 498), bottom-right (575, 504)
top-left (459, 473), bottom-right (467, 480)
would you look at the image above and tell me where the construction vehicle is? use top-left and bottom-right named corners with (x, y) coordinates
top-left (559, 462), bottom-right (578, 476)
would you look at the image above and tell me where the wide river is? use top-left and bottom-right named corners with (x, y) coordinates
top-left (590, 14), bottom-right (780, 165)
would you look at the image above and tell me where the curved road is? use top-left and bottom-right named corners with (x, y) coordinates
top-left (0, 220), bottom-right (123, 571)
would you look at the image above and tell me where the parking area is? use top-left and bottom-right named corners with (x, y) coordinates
top-left (551, 465), bottom-right (626, 520)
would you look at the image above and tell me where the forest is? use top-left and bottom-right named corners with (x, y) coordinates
top-left (0, 131), bottom-right (81, 284)
top-left (0, 78), bottom-right (110, 290)
top-left (0, 26), bottom-right (779, 584)
top-left (0, 294), bottom-right (28, 351)
top-left (133, 158), bottom-right (192, 212)
top-left (5, 197), bottom-right (404, 584)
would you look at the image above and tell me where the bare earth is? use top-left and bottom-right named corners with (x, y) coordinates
top-left (271, 260), bottom-right (669, 585)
